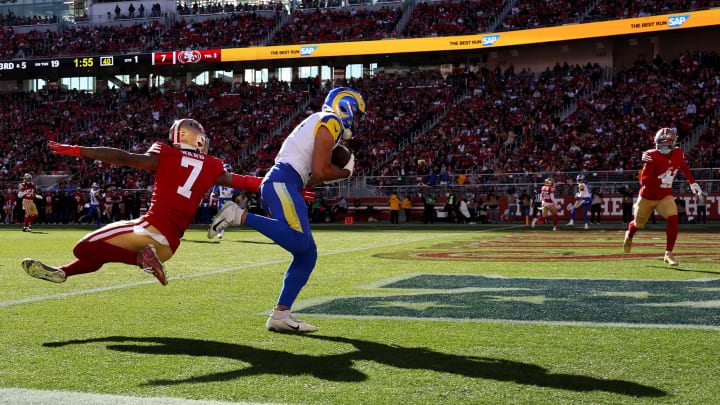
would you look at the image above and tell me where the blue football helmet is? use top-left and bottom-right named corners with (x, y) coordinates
top-left (576, 174), bottom-right (585, 183)
top-left (322, 87), bottom-right (366, 140)
top-left (223, 163), bottom-right (232, 172)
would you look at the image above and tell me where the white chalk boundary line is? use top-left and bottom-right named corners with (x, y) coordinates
top-left (0, 388), bottom-right (284, 405)
top-left (1, 226), bottom-right (519, 309)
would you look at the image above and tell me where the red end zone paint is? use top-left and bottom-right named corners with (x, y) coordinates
top-left (395, 231), bottom-right (720, 262)
top-left (415, 252), bottom-right (716, 261)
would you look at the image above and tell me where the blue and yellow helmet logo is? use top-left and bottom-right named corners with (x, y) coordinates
top-left (576, 174), bottom-right (585, 183)
top-left (322, 87), bottom-right (365, 138)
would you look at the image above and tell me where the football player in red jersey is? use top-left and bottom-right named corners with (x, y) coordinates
top-left (623, 128), bottom-right (703, 266)
top-left (18, 173), bottom-right (41, 232)
top-left (21, 119), bottom-right (267, 286)
top-left (531, 178), bottom-right (560, 231)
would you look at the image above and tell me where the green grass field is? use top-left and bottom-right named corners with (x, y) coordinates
top-left (1, 222), bottom-right (719, 404)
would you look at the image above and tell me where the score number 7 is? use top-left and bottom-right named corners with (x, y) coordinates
top-left (177, 156), bottom-right (203, 198)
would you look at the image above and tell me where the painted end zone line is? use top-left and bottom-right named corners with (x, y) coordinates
top-left (0, 226), bottom-right (519, 309)
top-left (0, 387), bottom-right (281, 405)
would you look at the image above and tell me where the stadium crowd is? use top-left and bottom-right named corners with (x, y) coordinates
top-left (154, 11), bottom-right (279, 50)
top-left (402, 0), bottom-right (501, 37)
top-left (271, 6), bottom-right (401, 44)
top-left (497, 0), bottom-right (592, 31)
top-left (497, 52), bottom-right (720, 173)
top-left (0, 12), bottom-right (57, 26)
top-left (3, 0), bottom-right (720, 58)
top-left (585, 0), bottom-right (720, 22)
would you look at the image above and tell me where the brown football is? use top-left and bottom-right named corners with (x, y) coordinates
top-left (331, 144), bottom-right (352, 168)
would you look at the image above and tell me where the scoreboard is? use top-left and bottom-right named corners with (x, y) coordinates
top-left (0, 54), bottom-right (150, 77)
top-left (0, 50), bottom-right (222, 79)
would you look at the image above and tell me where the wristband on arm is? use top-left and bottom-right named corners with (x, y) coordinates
top-left (231, 174), bottom-right (263, 193)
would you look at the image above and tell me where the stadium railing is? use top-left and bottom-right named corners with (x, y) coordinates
top-left (353, 168), bottom-right (720, 198)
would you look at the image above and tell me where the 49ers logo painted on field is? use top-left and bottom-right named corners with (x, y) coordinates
top-left (375, 232), bottom-right (720, 262)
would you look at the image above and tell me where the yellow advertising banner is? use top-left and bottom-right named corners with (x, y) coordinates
top-left (222, 8), bottom-right (720, 62)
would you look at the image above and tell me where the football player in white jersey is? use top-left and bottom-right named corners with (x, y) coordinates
top-left (567, 174), bottom-right (592, 229)
top-left (210, 163), bottom-right (235, 239)
top-left (209, 87), bottom-right (364, 332)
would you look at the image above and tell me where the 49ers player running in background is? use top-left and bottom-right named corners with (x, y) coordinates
top-left (22, 119), bottom-right (265, 285)
top-left (623, 128), bottom-right (703, 266)
top-left (531, 178), bottom-right (560, 231)
top-left (18, 173), bottom-right (41, 232)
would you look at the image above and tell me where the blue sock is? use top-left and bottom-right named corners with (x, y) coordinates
top-left (277, 244), bottom-right (317, 307)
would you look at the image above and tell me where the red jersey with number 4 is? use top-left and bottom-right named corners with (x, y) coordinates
top-left (639, 148), bottom-right (695, 200)
top-left (145, 142), bottom-right (225, 250)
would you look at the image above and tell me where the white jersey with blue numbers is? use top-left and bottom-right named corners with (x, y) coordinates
top-left (577, 182), bottom-right (591, 199)
top-left (274, 111), bottom-right (344, 185)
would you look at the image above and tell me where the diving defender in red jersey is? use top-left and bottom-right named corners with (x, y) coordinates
top-left (21, 119), bottom-right (266, 285)
top-left (623, 128), bottom-right (703, 266)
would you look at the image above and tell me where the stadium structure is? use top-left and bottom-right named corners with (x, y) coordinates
top-left (0, 0), bottom-right (718, 223)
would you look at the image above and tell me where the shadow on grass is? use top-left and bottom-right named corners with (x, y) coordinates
top-left (44, 335), bottom-right (666, 397)
top-left (648, 266), bottom-right (720, 276)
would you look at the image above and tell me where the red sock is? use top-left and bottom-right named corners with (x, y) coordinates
top-left (30, 214), bottom-right (38, 224)
top-left (553, 215), bottom-right (558, 227)
top-left (666, 215), bottom-right (679, 251)
top-left (24, 216), bottom-right (29, 227)
top-left (628, 220), bottom-right (638, 239)
top-left (73, 239), bottom-right (138, 266)
top-left (61, 259), bottom-right (103, 276)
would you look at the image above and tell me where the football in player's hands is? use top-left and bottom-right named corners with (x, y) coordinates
top-left (331, 144), bottom-right (353, 168)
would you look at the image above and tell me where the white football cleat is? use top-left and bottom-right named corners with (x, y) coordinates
top-left (623, 231), bottom-right (632, 253)
top-left (266, 309), bottom-right (318, 333)
top-left (22, 259), bottom-right (66, 283)
top-left (584, 223), bottom-right (589, 230)
top-left (664, 252), bottom-right (679, 266)
top-left (218, 230), bottom-right (225, 240)
top-left (208, 201), bottom-right (244, 239)
top-left (553, 226), bottom-right (559, 231)
top-left (567, 220), bottom-right (574, 226)
top-left (531, 218), bottom-right (537, 228)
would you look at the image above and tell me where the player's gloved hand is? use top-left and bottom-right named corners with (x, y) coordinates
top-left (642, 152), bottom-right (653, 163)
top-left (343, 154), bottom-right (355, 178)
top-left (302, 187), bottom-right (317, 202)
top-left (690, 183), bottom-right (702, 196)
top-left (49, 141), bottom-right (81, 156)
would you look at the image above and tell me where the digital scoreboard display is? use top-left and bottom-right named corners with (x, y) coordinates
top-left (0, 54), bottom-right (150, 76)
top-left (0, 50), bottom-right (223, 79)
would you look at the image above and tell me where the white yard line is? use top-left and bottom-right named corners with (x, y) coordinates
top-left (0, 388), bottom-right (282, 405)
top-left (1, 226), bottom-right (518, 309)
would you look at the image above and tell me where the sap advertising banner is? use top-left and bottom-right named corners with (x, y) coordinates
top-left (220, 9), bottom-right (720, 63)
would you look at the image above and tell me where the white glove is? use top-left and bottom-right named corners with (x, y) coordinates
top-left (642, 151), bottom-right (653, 163)
top-left (343, 153), bottom-right (355, 178)
top-left (690, 183), bottom-right (702, 196)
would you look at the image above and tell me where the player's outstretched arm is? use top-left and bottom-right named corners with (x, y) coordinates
top-left (215, 172), bottom-right (263, 193)
top-left (49, 141), bottom-right (158, 171)
top-left (307, 127), bottom-right (351, 187)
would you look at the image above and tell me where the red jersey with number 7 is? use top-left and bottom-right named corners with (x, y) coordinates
top-left (145, 142), bottom-right (225, 250)
top-left (639, 148), bottom-right (695, 200)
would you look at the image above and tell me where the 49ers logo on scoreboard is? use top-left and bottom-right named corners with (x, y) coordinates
top-left (178, 50), bottom-right (201, 64)
top-left (152, 49), bottom-right (221, 66)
